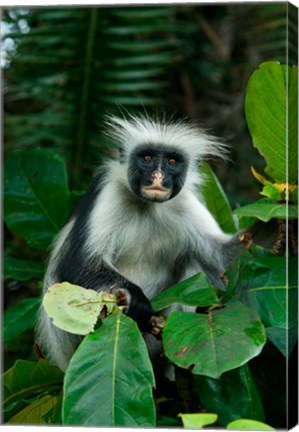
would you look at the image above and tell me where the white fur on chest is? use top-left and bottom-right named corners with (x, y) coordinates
top-left (111, 208), bottom-right (185, 298)
top-left (85, 164), bottom-right (230, 298)
top-left (86, 184), bottom-right (194, 297)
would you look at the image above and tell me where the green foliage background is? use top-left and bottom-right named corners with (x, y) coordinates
top-left (2, 3), bottom-right (298, 429)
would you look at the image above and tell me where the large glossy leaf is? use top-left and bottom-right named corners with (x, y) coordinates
top-left (287, 64), bottom-right (298, 182)
top-left (4, 255), bottom-right (44, 281)
top-left (163, 302), bottom-right (266, 379)
top-left (194, 364), bottom-right (264, 426)
top-left (228, 253), bottom-right (297, 329)
top-left (63, 310), bottom-right (156, 427)
top-left (3, 360), bottom-right (64, 423)
top-left (245, 61), bottom-right (298, 183)
top-left (3, 297), bottom-right (40, 343)
top-left (4, 149), bottom-right (71, 250)
top-left (151, 272), bottom-right (219, 312)
top-left (200, 162), bottom-right (237, 234)
top-left (233, 199), bottom-right (297, 221)
top-left (227, 252), bottom-right (297, 357)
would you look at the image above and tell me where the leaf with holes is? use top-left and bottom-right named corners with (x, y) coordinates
top-left (163, 302), bottom-right (266, 379)
top-left (43, 282), bottom-right (117, 335)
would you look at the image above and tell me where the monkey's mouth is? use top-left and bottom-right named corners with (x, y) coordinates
top-left (141, 186), bottom-right (172, 202)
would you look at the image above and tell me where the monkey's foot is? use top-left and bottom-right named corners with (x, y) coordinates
top-left (150, 313), bottom-right (165, 336)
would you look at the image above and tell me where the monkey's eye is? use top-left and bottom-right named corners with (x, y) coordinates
top-left (144, 155), bottom-right (153, 163)
top-left (168, 158), bottom-right (177, 165)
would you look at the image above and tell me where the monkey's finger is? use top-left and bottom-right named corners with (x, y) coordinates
top-left (150, 314), bottom-right (165, 336)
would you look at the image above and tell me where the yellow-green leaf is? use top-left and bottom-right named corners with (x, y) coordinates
top-left (227, 419), bottom-right (274, 430)
top-left (43, 282), bottom-right (117, 335)
top-left (9, 395), bottom-right (59, 424)
top-left (179, 413), bottom-right (218, 429)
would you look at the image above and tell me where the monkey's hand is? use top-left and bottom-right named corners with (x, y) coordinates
top-left (114, 288), bottom-right (129, 311)
top-left (110, 284), bottom-right (154, 332)
top-left (150, 313), bottom-right (165, 337)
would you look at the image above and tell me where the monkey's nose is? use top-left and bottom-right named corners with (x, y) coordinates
top-left (151, 168), bottom-right (165, 181)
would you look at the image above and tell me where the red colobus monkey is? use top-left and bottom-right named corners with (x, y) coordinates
top-left (36, 115), bottom-right (243, 371)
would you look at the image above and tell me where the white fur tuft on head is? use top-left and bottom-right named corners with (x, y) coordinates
top-left (104, 114), bottom-right (229, 162)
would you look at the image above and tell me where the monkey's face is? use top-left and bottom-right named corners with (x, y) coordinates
top-left (127, 145), bottom-right (188, 203)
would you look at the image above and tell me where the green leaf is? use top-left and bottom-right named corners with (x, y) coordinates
top-left (4, 149), bottom-right (71, 250)
top-left (3, 360), bottom-right (64, 422)
top-left (9, 395), bottom-right (60, 424)
top-left (227, 252), bottom-right (297, 357)
top-left (4, 8), bottom-right (178, 182)
top-left (101, 68), bottom-right (165, 79)
top-left (266, 326), bottom-right (297, 358)
top-left (245, 61), bottom-right (298, 183)
top-left (179, 413), bottom-right (218, 429)
top-left (195, 364), bottom-right (264, 426)
top-left (63, 310), bottom-right (156, 426)
top-left (4, 255), bottom-right (44, 281)
top-left (111, 7), bottom-right (174, 18)
top-left (151, 272), bottom-right (219, 312)
top-left (42, 393), bottom-right (63, 424)
top-left (97, 80), bottom-right (167, 91)
top-left (3, 297), bottom-right (40, 343)
top-left (233, 199), bottom-right (297, 221)
top-left (228, 253), bottom-right (297, 330)
top-left (227, 419), bottom-right (274, 430)
top-left (43, 282), bottom-right (116, 335)
top-left (260, 183), bottom-right (284, 201)
top-left (163, 302), bottom-right (266, 379)
top-left (288, 65), bottom-right (298, 183)
top-left (200, 162), bottom-right (237, 234)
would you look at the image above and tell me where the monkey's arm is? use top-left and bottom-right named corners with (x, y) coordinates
top-left (47, 252), bottom-right (154, 332)
top-left (43, 173), bottom-right (154, 331)
top-left (182, 230), bottom-right (243, 290)
top-left (38, 248), bottom-right (154, 371)
top-left (195, 220), bottom-right (280, 289)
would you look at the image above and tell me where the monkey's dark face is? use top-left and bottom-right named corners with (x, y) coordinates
top-left (127, 145), bottom-right (189, 203)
